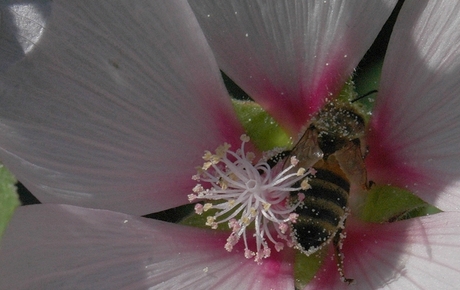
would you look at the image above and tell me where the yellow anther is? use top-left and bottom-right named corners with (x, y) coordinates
top-left (203, 203), bottom-right (213, 212)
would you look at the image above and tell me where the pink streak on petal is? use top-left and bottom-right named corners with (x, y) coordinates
top-left (0, 1), bottom-right (248, 215)
top-left (190, 1), bottom-right (397, 135)
top-left (366, 102), bottom-right (429, 188)
top-left (306, 212), bottom-right (460, 289)
top-left (203, 93), bottom-right (246, 147)
top-left (258, 58), bottom-right (347, 134)
top-left (367, 1), bottom-right (460, 210)
top-left (225, 232), bottom-right (296, 282)
top-left (366, 99), bottom-right (458, 210)
top-left (305, 218), bottom-right (410, 289)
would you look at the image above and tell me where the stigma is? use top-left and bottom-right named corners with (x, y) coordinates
top-left (189, 134), bottom-right (313, 264)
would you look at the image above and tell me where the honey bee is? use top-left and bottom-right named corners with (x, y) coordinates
top-left (285, 100), bottom-right (369, 284)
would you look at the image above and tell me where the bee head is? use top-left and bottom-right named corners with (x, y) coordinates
top-left (311, 101), bottom-right (365, 158)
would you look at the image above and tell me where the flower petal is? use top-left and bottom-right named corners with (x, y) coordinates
top-left (190, 0), bottom-right (397, 133)
top-left (0, 204), bottom-right (294, 290)
top-left (0, 2), bottom-right (49, 71)
top-left (368, 0), bottom-right (460, 210)
top-left (305, 212), bottom-right (460, 289)
top-left (0, 0), bottom-right (244, 214)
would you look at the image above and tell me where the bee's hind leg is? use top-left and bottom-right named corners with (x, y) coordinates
top-left (333, 227), bottom-right (354, 285)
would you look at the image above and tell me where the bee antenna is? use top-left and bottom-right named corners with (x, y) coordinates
top-left (351, 89), bottom-right (378, 103)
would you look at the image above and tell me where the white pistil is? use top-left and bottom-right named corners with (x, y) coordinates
top-left (190, 134), bottom-right (314, 264)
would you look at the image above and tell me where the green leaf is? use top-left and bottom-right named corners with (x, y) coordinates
top-left (180, 203), bottom-right (249, 231)
top-left (180, 207), bottom-right (227, 230)
top-left (0, 164), bottom-right (19, 240)
top-left (293, 248), bottom-right (327, 289)
top-left (336, 78), bottom-right (358, 103)
top-left (358, 184), bottom-right (441, 223)
top-left (336, 78), bottom-right (376, 122)
top-left (354, 60), bottom-right (383, 98)
top-left (231, 100), bottom-right (291, 151)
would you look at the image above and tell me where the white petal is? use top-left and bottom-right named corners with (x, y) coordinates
top-left (0, 2), bottom-right (50, 71)
top-left (0, 205), bottom-right (294, 290)
top-left (190, 0), bottom-right (397, 133)
top-left (305, 212), bottom-right (460, 289)
top-left (368, 0), bottom-right (460, 210)
top-left (0, 0), bottom-right (243, 214)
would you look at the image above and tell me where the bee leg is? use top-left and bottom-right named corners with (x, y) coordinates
top-left (333, 228), bottom-right (354, 284)
top-left (366, 180), bottom-right (376, 190)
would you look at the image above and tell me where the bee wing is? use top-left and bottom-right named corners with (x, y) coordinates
top-left (287, 127), bottom-right (324, 169)
top-left (334, 139), bottom-right (368, 189)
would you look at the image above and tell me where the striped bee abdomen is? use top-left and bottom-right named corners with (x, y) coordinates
top-left (290, 168), bottom-right (350, 255)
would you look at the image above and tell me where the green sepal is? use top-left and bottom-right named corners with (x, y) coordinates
top-left (231, 99), bottom-right (291, 151)
top-left (293, 248), bottom-right (327, 289)
top-left (354, 60), bottom-right (383, 105)
top-left (180, 202), bottom-right (249, 231)
top-left (353, 60), bottom-right (384, 118)
top-left (358, 184), bottom-right (441, 223)
top-left (0, 164), bottom-right (19, 240)
top-left (180, 207), bottom-right (228, 230)
top-left (336, 78), bottom-right (375, 122)
top-left (336, 78), bottom-right (358, 103)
